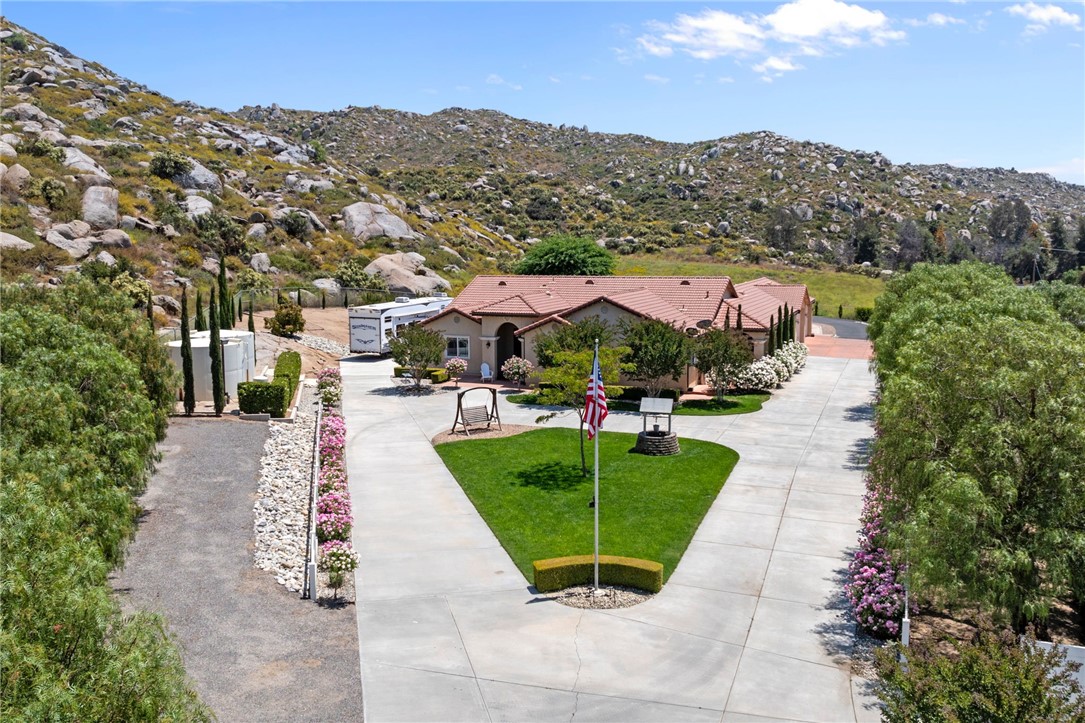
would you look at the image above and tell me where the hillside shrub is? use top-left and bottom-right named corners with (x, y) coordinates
top-left (26, 177), bottom-right (68, 209)
top-left (149, 149), bottom-right (193, 180)
top-left (280, 210), bottom-right (311, 240)
top-left (876, 627), bottom-right (1085, 722)
top-left (237, 381), bottom-right (289, 418)
top-left (336, 257), bottom-right (388, 290)
top-left (265, 302), bottom-right (305, 337)
top-left (18, 137), bottom-right (65, 163)
top-left (854, 306), bottom-right (874, 322)
top-left (3, 31), bottom-right (27, 50)
top-left (272, 351), bottom-right (301, 402)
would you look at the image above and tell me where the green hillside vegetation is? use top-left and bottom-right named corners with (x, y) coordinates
top-left (0, 280), bottom-right (207, 718)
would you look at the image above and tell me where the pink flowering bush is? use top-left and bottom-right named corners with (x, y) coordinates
top-left (500, 356), bottom-right (534, 386)
top-left (445, 357), bottom-right (467, 383)
top-left (317, 490), bottom-right (352, 517)
top-left (319, 412), bottom-right (346, 465)
top-left (317, 512), bottom-right (352, 543)
top-left (846, 482), bottom-right (909, 639)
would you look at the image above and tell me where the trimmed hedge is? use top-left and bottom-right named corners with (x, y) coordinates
top-left (273, 351), bottom-right (302, 401)
top-left (533, 554), bottom-right (663, 593)
top-left (237, 381), bottom-right (289, 418)
top-left (393, 366), bottom-right (450, 384)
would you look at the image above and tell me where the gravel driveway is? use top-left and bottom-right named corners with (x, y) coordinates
top-left (111, 418), bottom-right (363, 722)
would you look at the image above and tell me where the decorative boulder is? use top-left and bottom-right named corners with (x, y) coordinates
top-left (364, 252), bottom-right (450, 296)
top-left (341, 201), bottom-right (414, 241)
top-left (0, 231), bottom-right (34, 251)
top-left (82, 186), bottom-right (119, 230)
top-left (249, 252), bottom-right (271, 273)
top-left (172, 158), bottom-right (222, 194)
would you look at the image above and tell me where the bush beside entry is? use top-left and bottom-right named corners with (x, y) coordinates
top-left (237, 381), bottom-right (290, 418)
top-left (273, 351), bottom-right (302, 402)
top-left (533, 555), bottom-right (663, 593)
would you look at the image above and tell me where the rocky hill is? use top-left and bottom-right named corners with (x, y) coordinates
top-left (2, 18), bottom-right (1082, 311)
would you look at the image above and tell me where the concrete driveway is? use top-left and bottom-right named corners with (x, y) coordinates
top-left (343, 356), bottom-right (880, 722)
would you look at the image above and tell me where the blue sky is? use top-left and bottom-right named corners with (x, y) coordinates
top-left (5, 1), bottom-right (1083, 184)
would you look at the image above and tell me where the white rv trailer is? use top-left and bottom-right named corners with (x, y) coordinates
top-left (348, 294), bottom-right (453, 354)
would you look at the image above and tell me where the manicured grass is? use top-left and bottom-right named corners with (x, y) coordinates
top-left (435, 428), bottom-right (739, 582)
top-left (615, 253), bottom-right (885, 319)
top-left (506, 392), bottom-right (769, 416)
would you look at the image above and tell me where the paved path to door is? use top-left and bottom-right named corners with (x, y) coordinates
top-left (343, 356), bottom-right (881, 722)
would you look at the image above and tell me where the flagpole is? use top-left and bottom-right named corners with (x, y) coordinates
top-left (593, 339), bottom-right (600, 590)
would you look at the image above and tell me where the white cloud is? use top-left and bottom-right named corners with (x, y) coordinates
top-left (639, 9), bottom-right (764, 60)
top-left (1006, 2), bottom-right (1082, 34)
top-left (1022, 157), bottom-right (1085, 184)
top-left (752, 55), bottom-right (803, 81)
top-left (548, 75), bottom-right (561, 84)
top-left (717, 75), bottom-right (736, 83)
top-left (644, 73), bottom-right (671, 84)
top-left (485, 74), bottom-right (522, 91)
top-left (906, 12), bottom-right (966, 27)
top-left (631, 0), bottom-right (904, 80)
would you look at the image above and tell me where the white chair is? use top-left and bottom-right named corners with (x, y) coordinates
top-left (480, 362), bottom-right (494, 383)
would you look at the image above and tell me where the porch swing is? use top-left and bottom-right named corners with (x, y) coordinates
top-left (450, 387), bottom-right (502, 437)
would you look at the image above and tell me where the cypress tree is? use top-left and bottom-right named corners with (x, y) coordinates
top-left (321, 291), bottom-right (326, 310)
top-left (296, 288), bottom-right (302, 306)
top-left (248, 298), bottom-right (255, 335)
top-left (146, 289), bottom-right (154, 330)
top-left (775, 306), bottom-right (783, 350)
top-left (209, 286), bottom-right (225, 417)
top-left (217, 258), bottom-right (232, 329)
top-left (180, 287), bottom-right (195, 416)
top-left (238, 296), bottom-right (244, 323)
top-left (736, 304), bottom-right (743, 332)
top-left (724, 308), bottom-right (731, 330)
top-left (790, 309), bottom-right (797, 342)
top-left (767, 315), bottom-right (775, 355)
top-left (195, 289), bottom-right (207, 331)
top-left (782, 303), bottom-right (790, 344)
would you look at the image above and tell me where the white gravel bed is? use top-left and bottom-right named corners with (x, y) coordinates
top-left (295, 333), bottom-right (349, 357)
top-left (253, 384), bottom-right (318, 592)
top-left (547, 583), bottom-right (655, 609)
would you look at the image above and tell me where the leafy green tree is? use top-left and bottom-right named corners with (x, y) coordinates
top-left (180, 287), bottom-right (195, 416)
top-left (536, 346), bottom-right (631, 475)
top-left (265, 302), bottom-right (305, 337)
top-left (515, 234), bottom-right (615, 276)
top-left (195, 212), bottom-right (243, 256)
top-left (620, 318), bottom-right (690, 397)
top-left (985, 198), bottom-right (1031, 265)
top-left (876, 627), bottom-right (1085, 722)
top-left (208, 287), bottom-right (225, 416)
top-left (1048, 216), bottom-right (1075, 276)
top-left (851, 216), bottom-right (879, 265)
top-left (1076, 216), bottom-right (1085, 269)
top-left (194, 288), bottom-right (206, 331)
top-left (532, 315), bottom-right (615, 368)
top-left (388, 324), bottom-right (445, 389)
top-left (891, 220), bottom-right (925, 270)
top-left (281, 210), bottom-right (311, 240)
top-left (764, 207), bottom-right (800, 252)
top-left (1030, 280), bottom-right (1085, 330)
top-left (694, 328), bottom-right (753, 399)
top-left (236, 268), bottom-right (272, 291)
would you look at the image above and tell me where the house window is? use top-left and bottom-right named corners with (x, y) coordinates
top-left (445, 336), bottom-right (469, 358)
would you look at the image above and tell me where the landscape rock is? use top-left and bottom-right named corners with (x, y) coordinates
top-left (81, 186), bottom-right (119, 230)
top-left (0, 141), bottom-right (16, 158)
top-left (341, 201), bottom-right (415, 241)
top-left (45, 230), bottom-right (93, 258)
top-left (364, 252), bottom-right (450, 295)
top-left (246, 222), bottom-right (267, 239)
top-left (181, 195), bottom-right (214, 218)
top-left (94, 250), bottom-right (117, 266)
top-left (153, 294), bottom-right (181, 316)
top-left (173, 158), bottom-right (222, 193)
top-left (96, 228), bottom-right (131, 248)
top-left (0, 232), bottom-right (34, 251)
top-left (50, 220), bottom-right (92, 239)
top-left (1, 163), bottom-right (31, 193)
top-left (249, 252), bottom-right (271, 273)
top-left (63, 146), bottom-right (111, 178)
top-left (311, 278), bottom-right (341, 294)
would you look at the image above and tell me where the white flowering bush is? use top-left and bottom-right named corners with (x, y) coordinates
top-left (734, 358), bottom-right (780, 391)
top-left (764, 353), bottom-right (791, 382)
top-left (774, 341), bottom-right (808, 374)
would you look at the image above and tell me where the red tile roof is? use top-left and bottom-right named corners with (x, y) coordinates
top-left (426, 275), bottom-right (809, 336)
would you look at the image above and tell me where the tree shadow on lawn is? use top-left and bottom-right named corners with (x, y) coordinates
top-left (515, 461), bottom-right (590, 492)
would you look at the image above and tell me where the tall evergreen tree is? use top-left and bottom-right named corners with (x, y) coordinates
top-left (146, 290), bottom-right (154, 330)
top-left (195, 289), bottom-right (207, 332)
top-left (296, 288), bottom-right (302, 306)
top-left (736, 304), bottom-right (743, 332)
top-left (247, 298), bottom-right (255, 335)
top-left (237, 296), bottom-right (243, 323)
top-left (783, 303), bottom-right (791, 343)
top-left (208, 287), bottom-right (225, 417)
top-left (180, 287), bottom-right (195, 416)
top-left (217, 259), bottom-right (231, 329)
top-left (767, 315), bottom-right (775, 355)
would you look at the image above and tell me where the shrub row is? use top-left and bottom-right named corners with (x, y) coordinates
top-left (274, 350), bottom-right (302, 401)
top-left (313, 370), bottom-right (358, 596)
top-left (237, 380), bottom-right (289, 418)
top-left (734, 340), bottom-right (808, 392)
top-left (845, 483), bottom-right (909, 638)
top-left (533, 555), bottom-right (663, 593)
top-left (614, 386), bottom-right (681, 402)
top-left (393, 365), bottom-right (449, 383)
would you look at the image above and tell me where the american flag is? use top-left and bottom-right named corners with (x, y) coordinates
top-left (584, 349), bottom-right (608, 440)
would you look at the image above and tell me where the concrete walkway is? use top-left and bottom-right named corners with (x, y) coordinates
top-left (343, 356), bottom-right (881, 722)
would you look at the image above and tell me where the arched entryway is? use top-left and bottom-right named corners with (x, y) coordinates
top-left (495, 322), bottom-right (521, 378)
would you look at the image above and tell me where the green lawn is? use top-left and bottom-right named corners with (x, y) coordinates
top-left (435, 428), bottom-right (739, 582)
top-left (615, 253), bottom-right (885, 319)
top-left (506, 392), bottom-right (769, 416)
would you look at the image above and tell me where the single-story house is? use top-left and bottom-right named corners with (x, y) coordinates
top-left (421, 275), bottom-right (812, 385)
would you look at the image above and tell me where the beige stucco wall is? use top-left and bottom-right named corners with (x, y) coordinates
top-left (424, 312), bottom-right (483, 374)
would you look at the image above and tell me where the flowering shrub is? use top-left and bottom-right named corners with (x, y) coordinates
top-left (318, 467), bottom-right (347, 495)
top-left (316, 512), bottom-right (352, 542)
top-left (764, 353), bottom-right (791, 382)
top-left (317, 367), bottom-right (342, 407)
top-left (774, 341), bottom-right (808, 374)
top-left (501, 356), bottom-right (534, 386)
top-left (734, 358), bottom-right (780, 391)
top-left (319, 540), bottom-right (359, 596)
top-left (445, 357), bottom-right (467, 382)
top-left (845, 484), bottom-right (909, 638)
top-left (317, 490), bottom-right (352, 517)
top-left (319, 412), bottom-right (346, 465)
